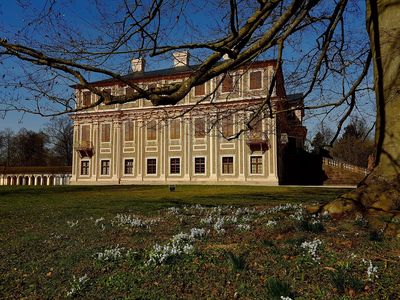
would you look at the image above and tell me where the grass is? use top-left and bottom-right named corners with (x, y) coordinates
top-left (1, 185), bottom-right (399, 299)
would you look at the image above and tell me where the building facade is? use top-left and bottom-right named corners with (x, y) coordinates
top-left (71, 53), bottom-right (306, 185)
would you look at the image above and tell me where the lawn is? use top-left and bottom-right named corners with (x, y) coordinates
top-left (0, 185), bottom-right (399, 299)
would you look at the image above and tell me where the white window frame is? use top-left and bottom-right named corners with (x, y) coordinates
top-left (169, 156), bottom-right (182, 176)
top-left (146, 157), bottom-right (158, 176)
top-left (193, 117), bottom-right (207, 140)
top-left (169, 119), bottom-right (182, 140)
top-left (193, 156), bottom-right (207, 175)
top-left (80, 159), bottom-right (90, 177)
top-left (123, 120), bottom-right (135, 142)
top-left (100, 122), bottom-right (112, 143)
top-left (100, 159), bottom-right (111, 176)
top-left (220, 72), bottom-right (239, 94)
top-left (145, 120), bottom-right (158, 141)
top-left (123, 158), bottom-right (135, 176)
top-left (80, 124), bottom-right (91, 143)
top-left (221, 155), bottom-right (235, 175)
top-left (248, 69), bottom-right (264, 91)
top-left (249, 155), bottom-right (264, 175)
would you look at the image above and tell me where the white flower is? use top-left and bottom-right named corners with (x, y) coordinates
top-left (94, 245), bottom-right (127, 261)
top-left (362, 259), bottom-right (378, 281)
top-left (67, 220), bottom-right (79, 228)
top-left (266, 220), bottom-right (277, 227)
top-left (301, 239), bottom-right (322, 262)
top-left (66, 274), bottom-right (89, 297)
top-left (236, 224), bottom-right (251, 231)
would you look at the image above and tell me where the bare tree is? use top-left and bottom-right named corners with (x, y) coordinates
top-left (0, 1), bottom-right (399, 217)
top-left (44, 116), bottom-right (73, 166)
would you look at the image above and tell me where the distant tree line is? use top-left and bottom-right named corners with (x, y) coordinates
top-left (0, 116), bottom-right (72, 167)
top-left (311, 117), bottom-right (374, 168)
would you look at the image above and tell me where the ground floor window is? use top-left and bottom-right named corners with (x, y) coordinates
top-left (250, 156), bottom-right (263, 174)
top-left (124, 159), bottom-right (134, 174)
top-left (147, 158), bottom-right (157, 174)
top-left (101, 160), bottom-right (110, 175)
top-left (194, 157), bottom-right (205, 174)
top-left (222, 156), bottom-right (234, 174)
top-left (81, 160), bottom-right (89, 175)
top-left (170, 158), bottom-right (180, 174)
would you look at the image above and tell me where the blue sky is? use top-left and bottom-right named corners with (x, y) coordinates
top-left (0, 1), bottom-right (373, 137)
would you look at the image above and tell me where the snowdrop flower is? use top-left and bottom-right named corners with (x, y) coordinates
top-left (301, 239), bottom-right (322, 262)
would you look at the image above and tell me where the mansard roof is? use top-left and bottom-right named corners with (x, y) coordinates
top-left (74, 59), bottom-right (277, 88)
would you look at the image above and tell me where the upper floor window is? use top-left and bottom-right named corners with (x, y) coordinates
top-left (81, 125), bottom-right (90, 143)
top-left (146, 120), bottom-right (157, 141)
top-left (103, 88), bottom-right (112, 95)
top-left (194, 118), bottom-right (206, 138)
top-left (170, 119), bottom-right (181, 140)
top-left (101, 124), bottom-right (111, 142)
top-left (222, 115), bottom-right (234, 138)
top-left (101, 160), bottom-right (110, 175)
top-left (221, 74), bottom-right (234, 93)
top-left (194, 83), bottom-right (205, 96)
top-left (126, 87), bottom-right (134, 97)
top-left (249, 71), bottom-right (262, 90)
top-left (124, 121), bottom-right (134, 141)
top-left (82, 91), bottom-right (91, 106)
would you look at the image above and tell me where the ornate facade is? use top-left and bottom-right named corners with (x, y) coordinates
top-left (71, 53), bottom-right (306, 185)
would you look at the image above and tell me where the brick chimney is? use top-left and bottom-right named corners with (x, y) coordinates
top-left (131, 58), bottom-right (145, 72)
top-left (173, 51), bottom-right (190, 67)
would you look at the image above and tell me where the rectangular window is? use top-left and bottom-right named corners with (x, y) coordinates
top-left (101, 124), bottom-right (111, 142)
top-left (222, 157), bottom-right (234, 174)
top-left (170, 158), bottom-right (180, 174)
top-left (124, 159), bottom-right (134, 174)
top-left (80, 161), bottom-right (89, 175)
top-left (147, 120), bottom-right (157, 140)
top-left (221, 74), bottom-right (234, 93)
top-left (170, 119), bottom-right (181, 140)
top-left (194, 83), bottom-right (205, 96)
top-left (249, 71), bottom-right (262, 90)
top-left (194, 118), bottom-right (205, 138)
top-left (222, 115), bottom-right (234, 138)
top-left (82, 91), bottom-right (91, 106)
top-left (194, 157), bottom-right (205, 174)
top-left (81, 125), bottom-right (90, 143)
top-left (100, 160), bottom-right (110, 175)
top-left (250, 156), bottom-right (263, 174)
top-left (147, 158), bottom-right (157, 174)
top-left (124, 121), bottom-right (134, 141)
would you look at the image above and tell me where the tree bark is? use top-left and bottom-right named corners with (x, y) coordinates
top-left (367, 0), bottom-right (400, 180)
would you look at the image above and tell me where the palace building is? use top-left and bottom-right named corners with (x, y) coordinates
top-left (71, 52), bottom-right (306, 185)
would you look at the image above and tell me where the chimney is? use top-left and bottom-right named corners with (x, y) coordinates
top-left (223, 54), bottom-right (230, 60)
top-left (131, 58), bottom-right (145, 72)
top-left (173, 51), bottom-right (190, 67)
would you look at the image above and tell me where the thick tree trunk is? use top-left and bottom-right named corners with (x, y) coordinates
top-left (320, 1), bottom-right (400, 235)
top-left (367, 0), bottom-right (400, 180)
